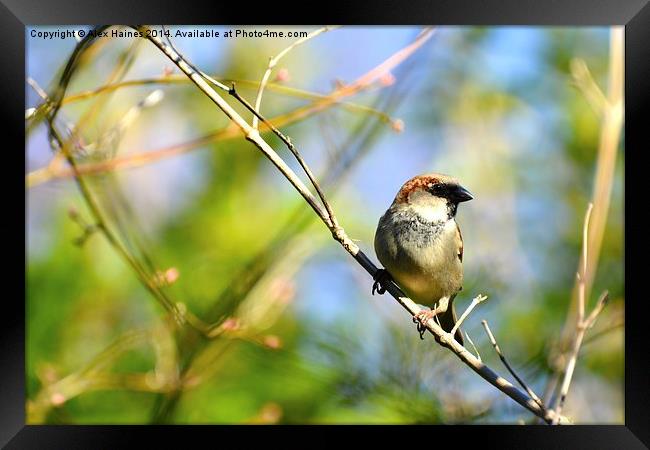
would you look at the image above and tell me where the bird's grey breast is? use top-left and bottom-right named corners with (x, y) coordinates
top-left (389, 208), bottom-right (446, 249)
top-left (375, 207), bottom-right (448, 273)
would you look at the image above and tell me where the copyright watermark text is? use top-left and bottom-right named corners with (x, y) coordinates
top-left (29, 28), bottom-right (309, 41)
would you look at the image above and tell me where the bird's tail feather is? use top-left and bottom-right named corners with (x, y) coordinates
top-left (438, 302), bottom-right (464, 345)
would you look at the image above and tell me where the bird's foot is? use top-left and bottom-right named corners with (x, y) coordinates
top-left (412, 309), bottom-right (439, 340)
top-left (372, 269), bottom-right (392, 296)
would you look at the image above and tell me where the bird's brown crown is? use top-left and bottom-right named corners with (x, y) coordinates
top-left (395, 173), bottom-right (458, 204)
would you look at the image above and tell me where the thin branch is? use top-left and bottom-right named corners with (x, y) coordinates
top-left (464, 332), bottom-right (482, 363)
top-left (585, 290), bottom-right (609, 329)
top-left (141, 27), bottom-right (331, 228)
top-left (582, 319), bottom-right (623, 346)
top-left (228, 84), bottom-right (337, 227)
top-left (551, 290), bottom-right (609, 426)
top-left (30, 76), bottom-right (392, 122)
top-left (551, 202), bottom-right (610, 424)
top-left (551, 331), bottom-right (584, 424)
top-left (27, 76), bottom-right (49, 100)
top-left (450, 294), bottom-right (487, 337)
top-left (578, 202), bottom-right (594, 320)
top-left (252, 25), bottom-right (338, 130)
top-left (569, 58), bottom-right (609, 116)
top-left (481, 320), bottom-right (545, 410)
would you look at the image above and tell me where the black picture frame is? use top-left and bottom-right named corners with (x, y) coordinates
top-left (5, 0), bottom-right (649, 447)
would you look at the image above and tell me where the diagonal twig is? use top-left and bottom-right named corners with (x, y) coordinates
top-left (228, 84), bottom-right (337, 228)
top-left (464, 332), bottom-right (482, 362)
top-left (482, 320), bottom-right (545, 410)
top-left (450, 294), bottom-right (488, 337)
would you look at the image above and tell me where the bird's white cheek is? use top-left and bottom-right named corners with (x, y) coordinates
top-left (408, 202), bottom-right (448, 223)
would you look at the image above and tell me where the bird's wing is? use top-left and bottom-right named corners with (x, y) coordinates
top-left (455, 224), bottom-right (463, 262)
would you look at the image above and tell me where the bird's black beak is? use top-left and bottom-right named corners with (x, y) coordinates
top-left (450, 185), bottom-right (473, 203)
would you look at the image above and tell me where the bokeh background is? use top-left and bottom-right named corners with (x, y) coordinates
top-left (26, 26), bottom-right (624, 424)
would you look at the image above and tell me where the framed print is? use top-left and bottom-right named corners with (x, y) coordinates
top-left (4, 0), bottom-right (650, 447)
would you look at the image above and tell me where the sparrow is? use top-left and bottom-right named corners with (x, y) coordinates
top-left (372, 173), bottom-right (473, 344)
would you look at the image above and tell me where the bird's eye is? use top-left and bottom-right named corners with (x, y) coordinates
top-left (429, 184), bottom-right (449, 197)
